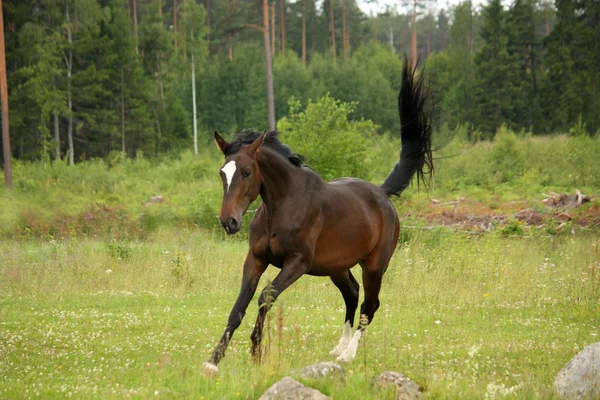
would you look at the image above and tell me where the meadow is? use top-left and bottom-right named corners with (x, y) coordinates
top-left (1, 126), bottom-right (599, 399)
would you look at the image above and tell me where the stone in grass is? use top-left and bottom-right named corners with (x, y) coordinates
top-left (554, 342), bottom-right (600, 400)
top-left (294, 362), bottom-right (346, 381)
top-left (258, 377), bottom-right (329, 400)
top-left (373, 371), bottom-right (423, 400)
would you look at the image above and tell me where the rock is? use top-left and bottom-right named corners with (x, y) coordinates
top-left (259, 377), bottom-right (329, 400)
top-left (554, 342), bottom-right (600, 399)
top-left (373, 371), bottom-right (423, 400)
top-left (294, 362), bottom-right (346, 381)
top-left (144, 195), bottom-right (165, 206)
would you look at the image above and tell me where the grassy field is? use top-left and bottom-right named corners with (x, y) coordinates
top-left (1, 229), bottom-right (599, 399)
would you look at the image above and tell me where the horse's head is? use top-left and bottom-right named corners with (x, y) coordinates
top-left (214, 131), bottom-right (265, 235)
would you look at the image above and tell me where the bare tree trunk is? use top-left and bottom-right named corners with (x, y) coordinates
top-left (302, 0), bottom-right (306, 65)
top-left (133, 0), bottom-right (139, 54)
top-left (152, 104), bottom-right (161, 156)
top-left (158, 0), bottom-right (162, 18)
top-left (127, 0), bottom-right (132, 37)
top-left (121, 69), bottom-right (126, 154)
top-left (427, 32), bottom-right (430, 57)
top-left (411, 0), bottom-right (417, 69)
top-left (192, 52), bottom-right (198, 156)
top-left (263, 0), bottom-right (275, 131)
top-left (374, 8), bottom-right (378, 43)
top-left (342, 2), bottom-right (347, 60)
top-left (330, 0), bottom-right (336, 65)
top-left (174, 0), bottom-right (177, 50)
top-left (0, 0), bottom-right (11, 188)
top-left (271, 2), bottom-right (275, 56)
top-left (52, 75), bottom-right (60, 160)
top-left (53, 112), bottom-right (60, 160)
top-left (206, 0), bottom-right (210, 45)
top-left (66, 0), bottom-right (74, 166)
top-left (389, 27), bottom-right (393, 48)
top-left (280, 0), bottom-right (285, 55)
top-left (228, 34), bottom-right (233, 61)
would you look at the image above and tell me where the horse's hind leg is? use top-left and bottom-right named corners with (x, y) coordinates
top-left (328, 271), bottom-right (360, 357)
top-left (337, 240), bottom-right (394, 363)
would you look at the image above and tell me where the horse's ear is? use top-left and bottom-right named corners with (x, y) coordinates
top-left (214, 131), bottom-right (229, 154)
top-left (248, 131), bottom-right (268, 156)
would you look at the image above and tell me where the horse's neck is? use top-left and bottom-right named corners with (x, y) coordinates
top-left (256, 148), bottom-right (303, 215)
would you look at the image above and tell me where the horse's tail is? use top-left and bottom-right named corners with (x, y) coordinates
top-left (380, 57), bottom-right (433, 198)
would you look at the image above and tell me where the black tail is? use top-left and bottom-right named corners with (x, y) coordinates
top-left (380, 57), bottom-right (433, 197)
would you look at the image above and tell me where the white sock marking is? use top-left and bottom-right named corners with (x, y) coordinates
top-left (336, 329), bottom-right (364, 363)
top-left (329, 321), bottom-right (353, 357)
top-left (221, 161), bottom-right (236, 192)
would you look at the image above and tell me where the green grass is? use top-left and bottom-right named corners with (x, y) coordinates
top-left (1, 230), bottom-right (598, 399)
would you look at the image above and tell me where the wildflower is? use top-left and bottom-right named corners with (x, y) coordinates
top-left (435, 320), bottom-right (441, 325)
top-left (106, 269), bottom-right (112, 274)
top-left (484, 293), bottom-right (490, 298)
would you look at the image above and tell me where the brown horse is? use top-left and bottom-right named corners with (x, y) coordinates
top-left (202, 58), bottom-right (432, 376)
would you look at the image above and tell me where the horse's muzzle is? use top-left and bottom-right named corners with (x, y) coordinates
top-left (221, 217), bottom-right (240, 235)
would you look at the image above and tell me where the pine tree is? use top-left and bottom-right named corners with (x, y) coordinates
top-left (472, 0), bottom-right (520, 134)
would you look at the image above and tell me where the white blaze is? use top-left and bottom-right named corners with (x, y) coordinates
top-left (221, 161), bottom-right (237, 192)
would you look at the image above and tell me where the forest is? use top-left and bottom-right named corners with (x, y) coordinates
top-left (0, 0), bottom-right (598, 167)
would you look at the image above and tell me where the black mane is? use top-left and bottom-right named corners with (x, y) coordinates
top-left (223, 130), bottom-right (306, 167)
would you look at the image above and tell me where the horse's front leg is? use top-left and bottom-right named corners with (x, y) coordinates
top-left (250, 253), bottom-right (310, 361)
top-left (203, 252), bottom-right (266, 376)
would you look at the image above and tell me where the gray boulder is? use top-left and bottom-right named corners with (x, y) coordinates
top-left (554, 342), bottom-right (600, 399)
top-left (258, 377), bottom-right (329, 400)
top-left (373, 371), bottom-right (423, 400)
top-left (294, 362), bottom-right (346, 381)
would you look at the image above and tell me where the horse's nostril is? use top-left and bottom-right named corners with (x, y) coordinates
top-left (226, 218), bottom-right (238, 232)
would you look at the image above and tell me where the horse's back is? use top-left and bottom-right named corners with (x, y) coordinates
top-left (309, 178), bottom-right (398, 276)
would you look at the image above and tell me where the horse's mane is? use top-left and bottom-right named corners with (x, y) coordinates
top-left (223, 130), bottom-right (306, 167)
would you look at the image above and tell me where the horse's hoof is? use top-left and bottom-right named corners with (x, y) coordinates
top-left (202, 362), bottom-right (218, 377)
top-left (336, 350), bottom-right (354, 364)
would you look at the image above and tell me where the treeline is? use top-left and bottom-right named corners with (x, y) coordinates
top-left (1, 0), bottom-right (599, 164)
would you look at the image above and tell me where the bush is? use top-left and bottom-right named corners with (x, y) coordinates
top-left (278, 95), bottom-right (378, 181)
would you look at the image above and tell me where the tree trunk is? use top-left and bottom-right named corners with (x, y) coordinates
top-left (206, 0), bottom-right (210, 45)
top-left (427, 32), bottom-right (430, 57)
top-left (66, 0), bottom-right (74, 166)
top-left (280, 0), bottom-right (285, 55)
top-left (52, 75), bottom-right (60, 160)
top-left (173, 0), bottom-right (177, 50)
top-left (152, 104), bottom-right (161, 156)
top-left (121, 69), bottom-right (126, 154)
top-left (374, 10), bottom-right (378, 43)
top-left (158, 0), bottom-right (162, 18)
top-left (54, 112), bottom-right (60, 160)
top-left (271, 2), bottom-right (275, 56)
top-left (263, 0), bottom-right (275, 131)
top-left (192, 52), bottom-right (198, 156)
top-left (0, 0), bottom-right (11, 188)
top-left (342, 2), bottom-right (347, 60)
top-left (228, 34), bottom-right (233, 61)
top-left (127, 0), bottom-right (132, 37)
top-left (133, 0), bottom-right (139, 54)
top-left (330, 0), bottom-right (336, 65)
top-left (302, 0), bottom-right (306, 65)
top-left (411, 0), bottom-right (417, 69)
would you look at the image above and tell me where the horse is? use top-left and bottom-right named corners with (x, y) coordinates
top-left (202, 58), bottom-right (432, 376)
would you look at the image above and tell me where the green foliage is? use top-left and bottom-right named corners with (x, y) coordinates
top-left (278, 96), bottom-right (378, 181)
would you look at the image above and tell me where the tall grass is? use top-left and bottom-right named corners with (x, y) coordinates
top-left (0, 231), bottom-right (598, 398)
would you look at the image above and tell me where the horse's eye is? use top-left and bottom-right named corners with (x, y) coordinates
top-left (243, 170), bottom-right (251, 178)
